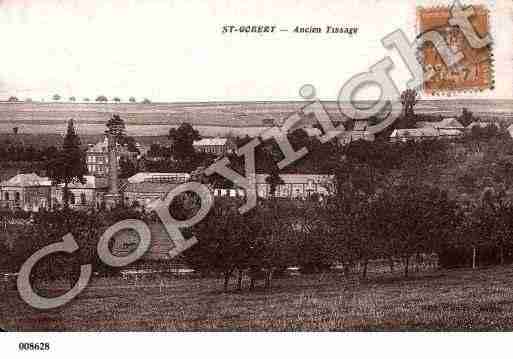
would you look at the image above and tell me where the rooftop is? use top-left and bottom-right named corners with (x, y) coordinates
top-left (416, 118), bottom-right (464, 129)
top-left (193, 138), bottom-right (230, 146)
top-left (391, 128), bottom-right (463, 138)
top-left (0, 173), bottom-right (51, 187)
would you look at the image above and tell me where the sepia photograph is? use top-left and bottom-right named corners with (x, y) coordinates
top-left (1, 0), bottom-right (513, 356)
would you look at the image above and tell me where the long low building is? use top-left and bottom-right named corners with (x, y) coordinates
top-left (213, 174), bottom-right (335, 199)
top-left (127, 172), bottom-right (190, 184)
top-left (390, 128), bottom-right (463, 142)
top-left (193, 137), bottom-right (237, 155)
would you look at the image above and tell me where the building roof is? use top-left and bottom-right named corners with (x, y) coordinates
top-left (87, 137), bottom-right (138, 155)
top-left (508, 124), bottom-right (513, 138)
top-left (127, 172), bottom-right (190, 184)
top-left (391, 127), bottom-right (463, 139)
top-left (193, 138), bottom-right (229, 146)
top-left (416, 118), bottom-right (464, 129)
top-left (87, 137), bottom-right (109, 153)
top-left (390, 128), bottom-right (439, 138)
top-left (438, 129), bottom-right (464, 136)
top-left (303, 127), bottom-right (322, 137)
top-left (124, 181), bottom-right (181, 194)
top-left (0, 173), bottom-right (51, 187)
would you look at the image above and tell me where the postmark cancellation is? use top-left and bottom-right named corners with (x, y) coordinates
top-left (417, 5), bottom-right (493, 95)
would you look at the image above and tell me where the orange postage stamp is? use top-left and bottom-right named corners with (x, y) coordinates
top-left (417, 5), bottom-right (493, 95)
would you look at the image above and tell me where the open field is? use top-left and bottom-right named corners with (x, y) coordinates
top-left (0, 100), bottom-right (512, 137)
top-left (2, 265), bottom-right (513, 331)
top-left (0, 133), bottom-right (171, 148)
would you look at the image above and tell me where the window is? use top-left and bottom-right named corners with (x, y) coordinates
top-left (69, 192), bottom-right (75, 205)
top-left (81, 193), bottom-right (87, 205)
top-left (4, 192), bottom-right (9, 201)
top-left (14, 192), bottom-right (20, 202)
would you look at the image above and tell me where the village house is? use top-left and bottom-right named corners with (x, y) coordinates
top-left (54, 175), bottom-right (109, 209)
top-left (86, 137), bottom-right (139, 177)
top-left (193, 137), bottom-right (237, 156)
top-left (0, 173), bottom-right (52, 211)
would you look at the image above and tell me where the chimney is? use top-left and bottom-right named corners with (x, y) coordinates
top-left (108, 133), bottom-right (119, 195)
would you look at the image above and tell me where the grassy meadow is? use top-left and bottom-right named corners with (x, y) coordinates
top-left (2, 265), bottom-right (513, 331)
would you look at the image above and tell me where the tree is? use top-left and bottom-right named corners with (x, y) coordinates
top-left (459, 107), bottom-right (474, 127)
top-left (8, 96), bottom-right (19, 102)
top-left (105, 114), bottom-right (126, 142)
top-left (400, 89), bottom-right (418, 119)
top-left (129, 97), bottom-right (136, 103)
top-left (53, 94), bottom-right (61, 101)
top-left (186, 199), bottom-right (251, 292)
top-left (141, 98), bottom-right (151, 104)
top-left (168, 123), bottom-right (200, 161)
top-left (69, 96), bottom-right (76, 102)
top-left (119, 157), bottom-right (138, 178)
top-left (96, 95), bottom-right (108, 102)
top-left (83, 97), bottom-right (90, 102)
top-left (113, 97), bottom-right (121, 103)
top-left (379, 185), bottom-right (460, 277)
top-left (25, 98), bottom-right (33, 103)
top-left (265, 166), bottom-right (284, 197)
top-left (46, 119), bottom-right (87, 208)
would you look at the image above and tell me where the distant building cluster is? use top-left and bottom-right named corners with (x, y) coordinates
top-left (0, 131), bottom-right (335, 212)
top-left (4, 116), bottom-right (500, 213)
top-left (332, 117), bottom-right (502, 145)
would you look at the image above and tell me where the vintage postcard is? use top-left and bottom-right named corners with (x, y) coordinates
top-left (1, 0), bottom-right (513, 357)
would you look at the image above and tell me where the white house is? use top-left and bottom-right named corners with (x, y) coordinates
top-left (0, 173), bottom-right (52, 211)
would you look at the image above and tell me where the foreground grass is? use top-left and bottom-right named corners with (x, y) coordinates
top-left (2, 265), bottom-right (513, 331)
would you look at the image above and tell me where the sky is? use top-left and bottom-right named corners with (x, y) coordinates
top-left (0, 0), bottom-right (511, 102)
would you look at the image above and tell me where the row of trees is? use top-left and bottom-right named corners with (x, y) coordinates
top-left (182, 183), bottom-right (513, 292)
top-left (2, 181), bottom-right (512, 291)
top-left (0, 206), bottom-right (149, 281)
top-left (182, 186), bottom-right (458, 291)
top-left (0, 143), bottom-right (59, 163)
top-left (7, 96), bottom-right (152, 103)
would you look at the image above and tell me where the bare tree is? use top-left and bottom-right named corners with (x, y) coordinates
top-left (400, 89), bottom-right (418, 118)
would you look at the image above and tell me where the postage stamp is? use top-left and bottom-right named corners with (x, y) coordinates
top-left (417, 5), bottom-right (493, 95)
